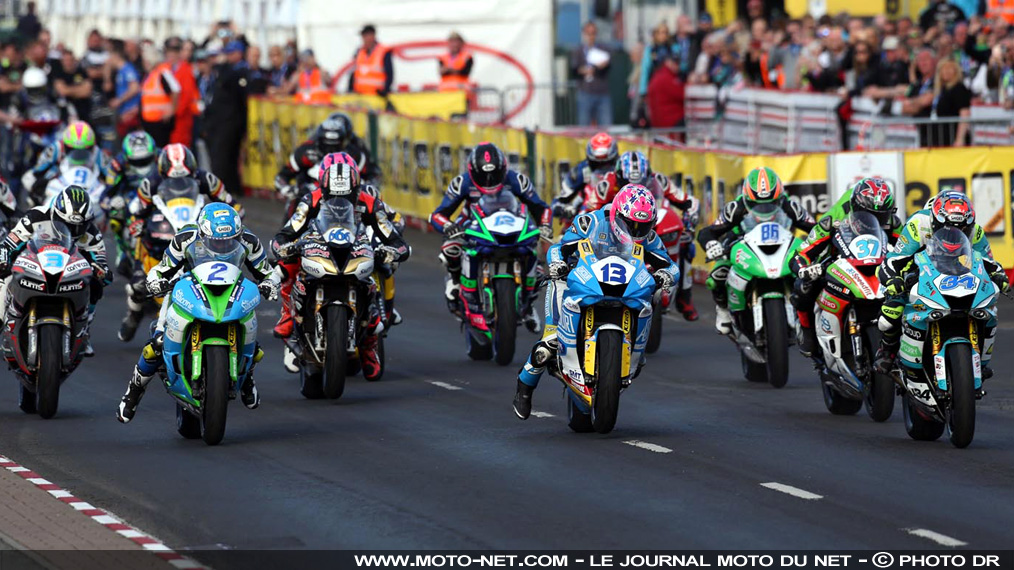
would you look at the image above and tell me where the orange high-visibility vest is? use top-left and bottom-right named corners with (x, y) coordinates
top-left (141, 63), bottom-right (174, 122)
top-left (759, 52), bottom-right (785, 89)
top-left (352, 45), bottom-right (387, 95)
top-left (296, 67), bottom-right (331, 103)
top-left (988, 0), bottom-right (1014, 24)
top-left (438, 49), bottom-right (472, 91)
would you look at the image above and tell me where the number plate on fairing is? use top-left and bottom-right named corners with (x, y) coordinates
top-left (591, 256), bottom-right (635, 285)
top-left (192, 261), bottom-right (241, 286)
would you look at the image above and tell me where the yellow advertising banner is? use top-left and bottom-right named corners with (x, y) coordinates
top-left (332, 91), bottom-right (467, 120)
top-left (902, 147), bottom-right (1014, 269)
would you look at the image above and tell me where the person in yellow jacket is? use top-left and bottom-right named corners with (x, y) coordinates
top-left (348, 24), bottom-right (393, 96)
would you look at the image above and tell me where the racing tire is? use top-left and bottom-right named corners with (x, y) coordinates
top-left (903, 393), bottom-right (945, 442)
top-left (762, 298), bottom-right (790, 388)
top-left (567, 396), bottom-right (594, 433)
top-left (35, 325), bottom-right (62, 419)
top-left (646, 308), bottom-right (663, 354)
top-left (19, 385), bottom-right (37, 414)
top-left (201, 345), bottom-right (230, 446)
top-left (176, 404), bottom-right (202, 439)
top-left (323, 305), bottom-right (349, 400)
top-left (591, 330), bottom-right (624, 434)
top-left (300, 366), bottom-right (324, 400)
top-left (821, 381), bottom-right (862, 415)
top-left (947, 343), bottom-right (976, 448)
top-left (493, 279), bottom-right (518, 366)
top-left (863, 327), bottom-right (895, 422)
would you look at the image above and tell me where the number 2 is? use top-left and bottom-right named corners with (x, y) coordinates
top-left (207, 262), bottom-right (228, 282)
top-left (598, 263), bottom-right (627, 284)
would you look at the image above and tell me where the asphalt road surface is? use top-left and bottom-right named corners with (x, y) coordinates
top-left (1, 198), bottom-right (1013, 562)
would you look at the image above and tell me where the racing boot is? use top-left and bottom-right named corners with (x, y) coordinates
top-left (796, 310), bottom-right (819, 358)
top-left (445, 273), bottom-right (462, 317)
top-left (118, 311), bottom-right (143, 343)
top-left (714, 305), bottom-right (733, 335)
top-left (522, 301), bottom-right (541, 334)
top-left (81, 309), bottom-right (96, 357)
top-left (874, 338), bottom-right (899, 376)
top-left (239, 346), bottom-right (263, 409)
top-left (282, 345), bottom-right (299, 373)
top-left (675, 288), bottom-right (699, 321)
top-left (273, 278), bottom-right (294, 338)
top-left (361, 334), bottom-right (383, 381)
top-left (118, 336), bottom-right (162, 424)
top-left (512, 380), bottom-right (534, 420)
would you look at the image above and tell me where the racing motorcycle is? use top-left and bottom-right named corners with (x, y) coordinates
top-left (896, 228), bottom-right (997, 448)
top-left (118, 178), bottom-right (204, 341)
top-left (14, 104), bottom-right (62, 188)
top-left (285, 197), bottom-right (379, 400)
top-left (545, 231), bottom-right (656, 433)
top-left (2, 221), bottom-right (92, 419)
top-left (41, 157), bottom-right (108, 230)
top-left (723, 206), bottom-right (802, 388)
top-left (556, 169), bottom-right (610, 232)
top-left (645, 192), bottom-right (686, 354)
top-left (812, 211), bottom-right (895, 421)
top-left (459, 192), bottom-right (541, 366)
top-left (159, 236), bottom-right (261, 445)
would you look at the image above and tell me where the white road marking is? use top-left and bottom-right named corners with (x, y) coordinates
top-left (48, 489), bottom-right (73, 498)
top-left (427, 381), bottom-right (462, 391)
top-left (26, 477), bottom-right (52, 485)
top-left (142, 543), bottom-right (172, 551)
top-left (530, 411), bottom-right (555, 418)
top-left (906, 528), bottom-right (967, 547)
top-left (623, 440), bottom-right (673, 454)
top-left (92, 515), bottom-right (121, 525)
top-left (760, 482), bottom-right (823, 500)
top-left (117, 529), bottom-right (146, 539)
top-left (69, 501), bottom-right (97, 511)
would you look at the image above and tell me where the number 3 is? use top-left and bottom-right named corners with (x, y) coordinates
top-left (42, 252), bottom-right (63, 268)
top-left (207, 262), bottom-right (228, 282)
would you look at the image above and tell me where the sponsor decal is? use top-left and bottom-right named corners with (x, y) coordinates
top-left (635, 270), bottom-right (651, 287)
top-left (173, 288), bottom-right (195, 311)
top-left (903, 324), bottom-right (925, 340)
top-left (302, 245), bottom-right (329, 258)
top-left (820, 315), bottom-right (832, 333)
top-left (900, 343), bottom-right (921, 357)
top-left (213, 209), bottom-right (231, 218)
top-left (57, 281), bottom-right (84, 292)
top-left (19, 278), bottom-right (43, 291)
top-left (573, 267), bottom-right (593, 284)
top-left (817, 294), bottom-right (840, 312)
top-left (241, 296), bottom-right (258, 313)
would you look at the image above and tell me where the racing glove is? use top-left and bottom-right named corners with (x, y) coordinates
top-left (990, 271), bottom-right (1010, 294)
top-left (258, 275), bottom-right (280, 301)
top-left (443, 221), bottom-right (465, 240)
top-left (797, 263), bottom-right (823, 282)
top-left (146, 276), bottom-right (171, 297)
top-left (127, 218), bottom-right (144, 238)
top-left (539, 224), bottom-right (554, 243)
top-left (548, 260), bottom-right (570, 281)
top-left (0, 244), bottom-right (11, 276)
top-left (883, 274), bottom-right (906, 297)
top-left (705, 240), bottom-right (724, 261)
top-left (653, 270), bottom-right (675, 291)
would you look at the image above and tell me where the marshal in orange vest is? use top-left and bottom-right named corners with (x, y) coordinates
top-left (352, 45), bottom-right (388, 95)
top-left (438, 49), bottom-right (473, 92)
top-left (296, 67), bottom-right (332, 104)
top-left (988, 0), bottom-right (1014, 24)
top-left (141, 62), bottom-right (174, 122)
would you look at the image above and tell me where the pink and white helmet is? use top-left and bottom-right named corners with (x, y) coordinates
top-left (610, 184), bottom-right (656, 245)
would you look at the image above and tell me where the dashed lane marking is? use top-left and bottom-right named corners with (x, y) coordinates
top-left (427, 380), bottom-right (463, 391)
top-left (760, 482), bottom-right (824, 500)
top-left (906, 528), bottom-right (967, 547)
top-left (0, 454), bottom-right (208, 568)
top-left (530, 411), bottom-right (555, 418)
top-left (623, 440), bottom-right (673, 454)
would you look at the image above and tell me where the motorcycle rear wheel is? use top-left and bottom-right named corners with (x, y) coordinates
top-left (36, 324), bottom-right (62, 419)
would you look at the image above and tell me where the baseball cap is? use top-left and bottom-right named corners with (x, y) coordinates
top-left (223, 40), bottom-right (244, 54)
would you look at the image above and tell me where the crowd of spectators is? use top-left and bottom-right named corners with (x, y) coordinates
top-left (632, 0), bottom-right (1014, 147)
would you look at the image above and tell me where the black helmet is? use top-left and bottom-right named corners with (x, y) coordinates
top-left (326, 112), bottom-right (354, 144)
top-left (467, 142), bottom-right (507, 194)
top-left (850, 177), bottom-right (896, 226)
top-left (157, 143), bottom-right (197, 179)
top-left (315, 118), bottom-right (347, 156)
top-left (51, 185), bottom-right (94, 236)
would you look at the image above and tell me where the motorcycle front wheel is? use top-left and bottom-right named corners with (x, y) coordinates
top-left (324, 305), bottom-right (349, 400)
top-left (947, 343), bottom-right (976, 448)
top-left (35, 324), bottom-right (62, 419)
top-left (493, 279), bottom-right (518, 366)
top-left (201, 345), bottom-right (230, 446)
top-left (591, 329), bottom-right (623, 434)
top-left (762, 298), bottom-right (789, 388)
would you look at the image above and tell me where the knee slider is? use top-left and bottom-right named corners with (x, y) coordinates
top-left (531, 338), bottom-right (558, 367)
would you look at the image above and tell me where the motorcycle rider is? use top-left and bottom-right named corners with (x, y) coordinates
top-left (0, 176), bottom-right (18, 223)
top-left (874, 190), bottom-right (1008, 378)
top-left (429, 142), bottom-right (551, 331)
top-left (790, 177), bottom-right (902, 358)
top-left (28, 120), bottom-right (114, 204)
top-left (600, 151), bottom-right (701, 320)
top-left (0, 186), bottom-right (111, 357)
top-left (106, 131), bottom-right (158, 276)
top-left (116, 203), bottom-right (279, 423)
top-left (271, 155), bottom-right (409, 379)
top-left (513, 184), bottom-right (678, 419)
top-left (118, 143), bottom-right (240, 341)
top-left (551, 132), bottom-right (618, 221)
top-left (273, 117), bottom-right (346, 206)
top-left (323, 112), bottom-right (382, 183)
top-left (697, 167), bottom-right (815, 335)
